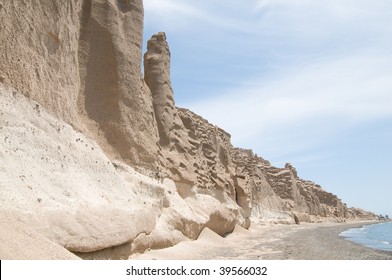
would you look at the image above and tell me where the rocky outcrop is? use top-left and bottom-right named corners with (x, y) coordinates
top-left (0, 0), bottom-right (378, 259)
top-left (0, 86), bottom-right (158, 253)
top-left (347, 208), bottom-right (378, 220)
top-left (176, 108), bottom-right (250, 227)
top-left (0, 0), bottom-right (159, 168)
top-left (144, 32), bottom-right (196, 185)
top-left (77, 0), bottom-right (159, 167)
top-left (0, 85), bottom-right (242, 257)
top-left (229, 148), bottom-right (290, 223)
top-left (261, 163), bottom-right (349, 222)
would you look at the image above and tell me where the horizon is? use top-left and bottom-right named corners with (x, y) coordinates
top-left (143, 0), bottom-right (392, 217)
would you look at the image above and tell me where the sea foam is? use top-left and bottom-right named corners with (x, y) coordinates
top-left (340, 222), bottom-right (392, 252)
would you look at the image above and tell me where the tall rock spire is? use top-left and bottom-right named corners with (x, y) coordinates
top-left (144, 32), bottom-right (183, 146)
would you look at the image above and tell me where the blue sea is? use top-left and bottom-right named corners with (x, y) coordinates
top-left (339, 222), bottom-right (392, 252)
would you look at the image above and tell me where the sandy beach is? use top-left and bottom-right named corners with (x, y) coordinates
top-left (2, 215), bottom-right (391, 260)
top-left (131, 221), bottom-right (392, 260)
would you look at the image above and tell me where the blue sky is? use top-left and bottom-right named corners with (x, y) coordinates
top-left (143, 0), bottom-right (392, 217)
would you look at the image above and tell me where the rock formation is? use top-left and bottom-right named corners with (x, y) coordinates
top-left (0, 0), bottom-right (378, 259)
top-left (1, 0), bottom-right (159, 167)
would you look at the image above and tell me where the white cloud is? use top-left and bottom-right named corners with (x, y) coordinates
top-left (144, 0), bottom-right (251, 32)
top-left (143, 0), bottom-right (196, 15)
top-left (144, 0), bottom-right (392, 36)
top-left (143, 0), bottom-right (203, 29)
top-left (188, 48), bottom-right (392, 158)
top-left (252, 0), bottom-right (392, 41)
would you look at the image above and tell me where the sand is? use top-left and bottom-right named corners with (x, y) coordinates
top-left (2, 215), bottom-right (391, 260)
top-left (0, 213), bottom-right (80, 260)
top-left (131, 221), bottom-right (392, 260)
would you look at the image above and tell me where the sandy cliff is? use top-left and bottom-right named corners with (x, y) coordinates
top-left (1, 0), bottom-right (159, 167)
top-left (0, 0), bottom-right (377, 259)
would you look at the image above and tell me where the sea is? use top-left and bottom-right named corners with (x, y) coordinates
top-left (339, 222), bottom-right (392, 252)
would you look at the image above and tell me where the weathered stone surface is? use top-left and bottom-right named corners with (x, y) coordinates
top-left (0, 0), bottom-right (159, 168)
top-left (347, 208), bottom-right (379, 220)
top-left (144, 32), bottom-right (197, 186)
top-left (0, 87), bottom-right (158, 253)
top-left (0, 86), bottom-right (248, 258)
top-left (0, 0), bottom-right (378, 259)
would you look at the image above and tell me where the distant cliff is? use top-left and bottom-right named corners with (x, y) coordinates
top-left (0, 0), bottom-right (377, 259)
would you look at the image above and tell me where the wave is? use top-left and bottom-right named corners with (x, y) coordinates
top-left (340, 222), bottom-right (392, 252)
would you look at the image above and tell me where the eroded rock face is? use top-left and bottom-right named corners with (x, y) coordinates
top-left (143, 32), bottom-right (249, 228)
top-left (229, 149), bottom-right (290, 223)
top-left (176, 108), bottom-right (250, 227)
top-left (144, 32), bottom-right (196, 186)
top-left (0, 86), bottom-right (158, 253)
top-left (261, 163), bottom-right (349, 222)
top-left (144, 34), bottom-right (249, 230)
top-left (144, 32), bottom-right (181, 147)
top-left (0, 0), bottom-right (378, 259)
top-left (0, 0), bottom-right (82, 122)
top-left (0, 0), bottom-right (159, 168)
top-left (347, 208), bottom-right (378, 220)
top-left (0, 86), bottom-right (245, 257)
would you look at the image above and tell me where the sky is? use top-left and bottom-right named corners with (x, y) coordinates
top-left (142, 0), bottom-right (392, 217)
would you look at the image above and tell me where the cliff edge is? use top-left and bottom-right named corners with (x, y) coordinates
top-left (0, 0), bottom-right (377, 259)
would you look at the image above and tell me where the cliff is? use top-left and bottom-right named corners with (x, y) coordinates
top-left (0, 0), bottom-right (377, 259)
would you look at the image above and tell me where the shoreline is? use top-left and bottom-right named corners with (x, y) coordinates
top-left (338, 221), bottom-right (392, 258)
top-left (131, 221), bottom-right (392, 260)
top-left (269, 221), bottom-right (392, 260)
